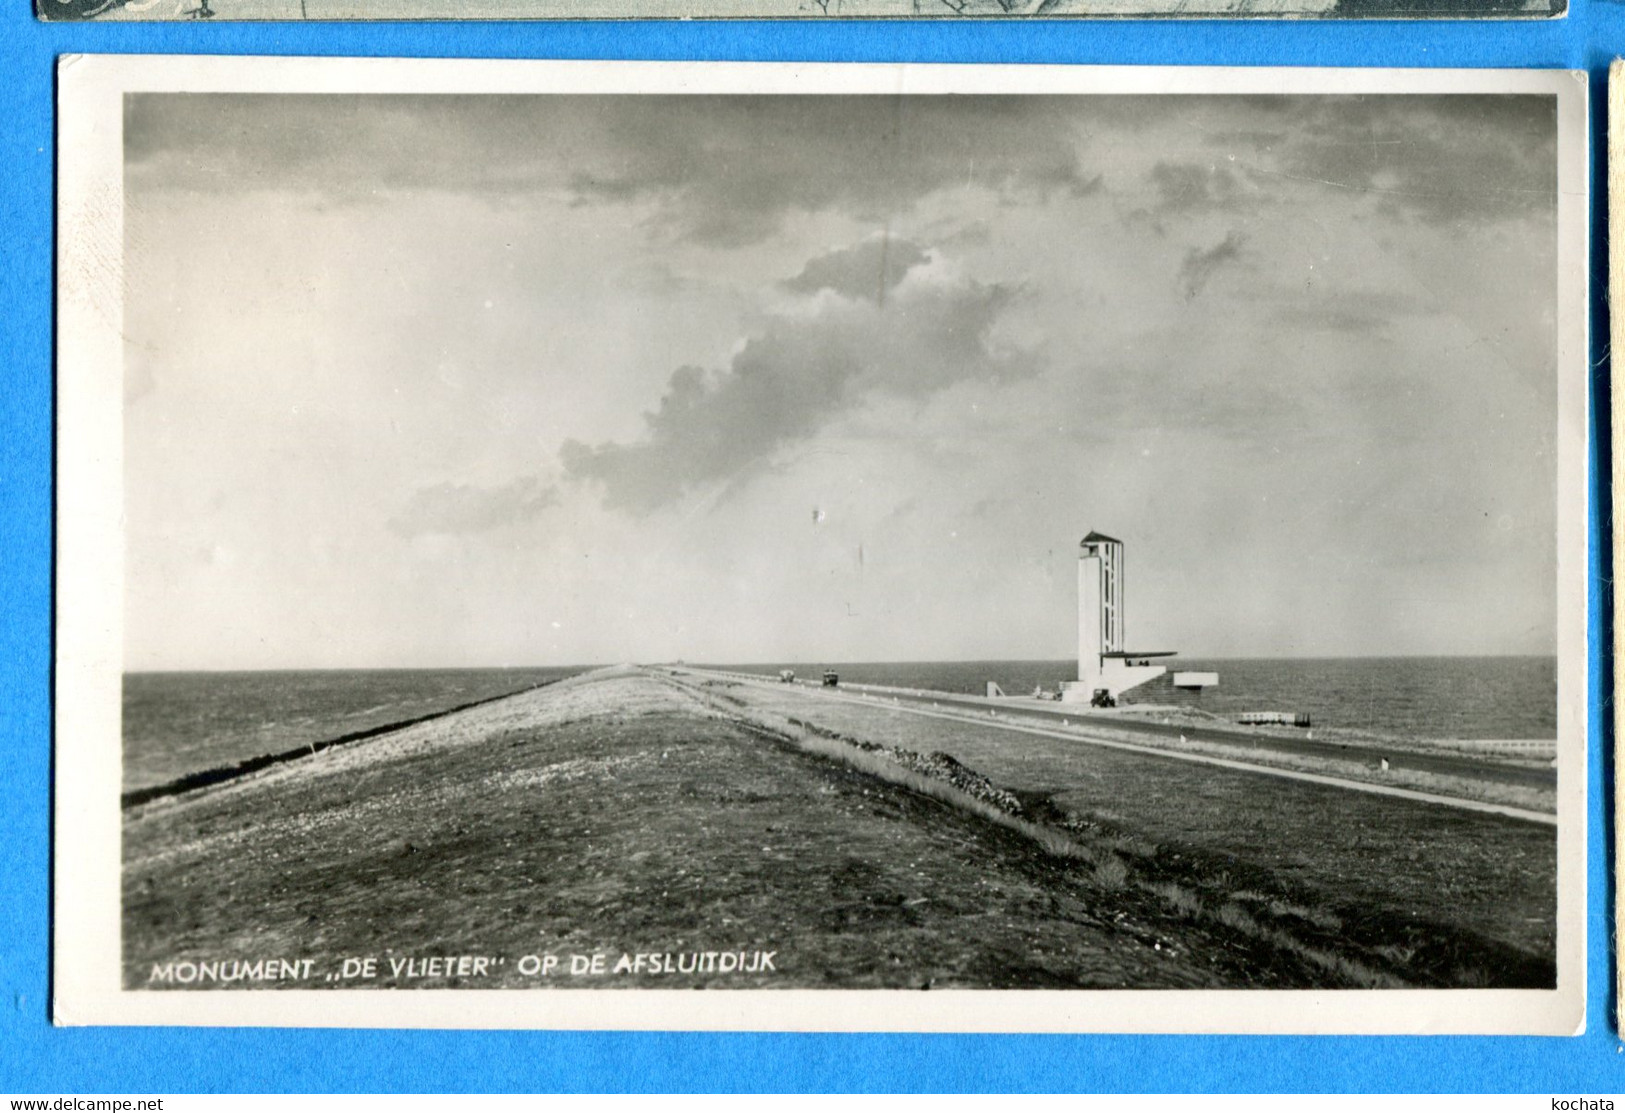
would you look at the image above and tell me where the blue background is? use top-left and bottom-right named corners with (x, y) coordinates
top-left (0, 4), bottom-right (1618, 1093)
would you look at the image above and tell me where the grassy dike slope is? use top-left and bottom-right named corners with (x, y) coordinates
top-left (124, 667), bottom-right (1552, 990)
top-left (706, 674), bottom-right (1556, 978)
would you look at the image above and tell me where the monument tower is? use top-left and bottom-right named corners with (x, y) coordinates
top-left (1078, 530), bottom-right (1124, 664)
top-left (1061, 531), bottom-right (1182, 704)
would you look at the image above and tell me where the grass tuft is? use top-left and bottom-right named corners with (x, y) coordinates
top-left (1147, 882), bottom-right (1204, 919)
top-left (1092, 855), bottom-right (1130, 890)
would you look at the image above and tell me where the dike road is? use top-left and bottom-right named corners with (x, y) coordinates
top-left (122, 665), bottom-right (1559, 990)
top-left (682, 667), bottom-right (1557, 792)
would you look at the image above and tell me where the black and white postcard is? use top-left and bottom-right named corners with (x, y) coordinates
top-left (54, 57), bottom-right (1589, 1032)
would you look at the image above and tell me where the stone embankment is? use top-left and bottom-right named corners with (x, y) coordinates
top-left (123, 666), bottom-right (1557, 991)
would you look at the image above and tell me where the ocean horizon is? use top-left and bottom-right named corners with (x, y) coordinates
top-left (123, 655), bottom-right (1556, 794)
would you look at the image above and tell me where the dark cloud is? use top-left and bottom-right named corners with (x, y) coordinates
top-left (1148, 161), bottom-right (1249, 215)
top-left (782, 237), bottom-right (930, 302)
top-left (1115, 97), bottom-right (1554, 228)
top-left (964, 495), bottom-right (1003, 519)
top-left (562, 271), bottom-right (1033, 513)
top-left (616, 260), bottom-right (694, 297)
top-left (127, 95), bottom-right (1095, 245)
top-left (885, 495), bottom-right (922, 522)
top-left (388, 476), bottom-right (558, 537)
top-left (126, 94), bottom-right (1551, 244)
top-left (1072, 172), bottom-right (1106, 198)
top-left (565, 98), bottom-right (1094, 246)
top-left (1271, 290), bottom-right (1417, 336)
top-left (1266, 96), bottom-right (1556, 225)
top-left (934, 219), bottom-right (994, 249)
top-left (1179, 231), bottom-right (1247, 300)
top-left (1275, 306), bottom-right (1390, 336)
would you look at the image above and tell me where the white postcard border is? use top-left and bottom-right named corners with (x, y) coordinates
top-left (53, 56), bottom-right (1591, 1034)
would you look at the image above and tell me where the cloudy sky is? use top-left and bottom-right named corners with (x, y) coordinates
top-left (123, 93), bottom-right (1559, 670)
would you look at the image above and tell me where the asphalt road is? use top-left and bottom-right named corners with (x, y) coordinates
top-left (838, 685), bottom-right (1558, 790)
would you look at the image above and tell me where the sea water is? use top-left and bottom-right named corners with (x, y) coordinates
top-left (709, 657), bottom-right (1557, 742)
top-left (122, 667), bottom-right (583, 792)
top-left (124, 656), bottom-right (1555, 792)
